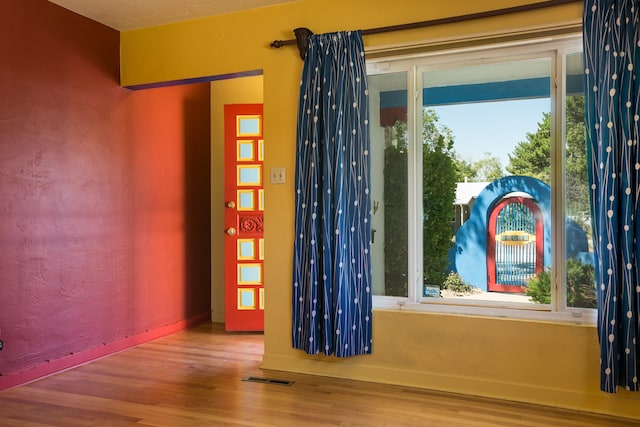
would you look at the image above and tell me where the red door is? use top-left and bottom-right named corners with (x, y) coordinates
top-left (224, 104), bottom-right (264, 331)
top-left (487, 197), bottom-right (543, 293)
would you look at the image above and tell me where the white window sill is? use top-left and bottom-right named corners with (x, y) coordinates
top-left (373, 296), bottom-right (597, 326)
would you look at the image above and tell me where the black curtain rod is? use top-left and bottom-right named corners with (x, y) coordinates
top-left (269, 0), bottom-right (582, 59)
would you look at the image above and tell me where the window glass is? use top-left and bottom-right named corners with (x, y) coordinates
top-left (367, 38), bottom-right (593, 312)
top-left (422, 58), bottom-right (551, 305)
top-left (564, 51), bottom-right (595, 309)
top-left (369, 71), bottom-right (409, 297)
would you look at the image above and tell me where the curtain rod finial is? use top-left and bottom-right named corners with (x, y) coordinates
top-left (294, 27), bottom-right (313, 60)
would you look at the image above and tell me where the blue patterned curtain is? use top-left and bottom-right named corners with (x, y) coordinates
top-left (584, 0), bottom-right (640, 393)
top-left (291, 31), bottom-right (372, 357)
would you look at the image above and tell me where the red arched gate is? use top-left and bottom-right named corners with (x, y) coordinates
top-left (487, 197), bottom-right (543, 293)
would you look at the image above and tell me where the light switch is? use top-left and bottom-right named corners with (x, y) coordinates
top-left (270, 167), bottom-right (286, 184)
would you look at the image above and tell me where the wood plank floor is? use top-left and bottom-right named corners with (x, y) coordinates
top-left (1, 322), bottom-right (638, 427)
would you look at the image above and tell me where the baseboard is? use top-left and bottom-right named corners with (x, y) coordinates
top-left (261, 353), bottom-right (640, 422)
top-left (0, 312), bottom-right (211, 392)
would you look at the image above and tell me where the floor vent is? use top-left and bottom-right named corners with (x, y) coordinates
top-left (242, 376), bottom-right (294, 386)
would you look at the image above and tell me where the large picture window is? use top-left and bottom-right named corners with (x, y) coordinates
top-left (367, 36), bottom-right (593, 317)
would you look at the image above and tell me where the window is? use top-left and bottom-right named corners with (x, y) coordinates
top-left (367, 36), bottom-right (594, 318)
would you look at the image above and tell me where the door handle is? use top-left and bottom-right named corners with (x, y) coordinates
top-left (226, 201), bottom-right (236, 208)
top-left (225, 227), bottom-right (237, 236)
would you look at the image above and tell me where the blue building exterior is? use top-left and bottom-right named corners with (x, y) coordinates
top-left (449, 176), bottom-right (589, 292)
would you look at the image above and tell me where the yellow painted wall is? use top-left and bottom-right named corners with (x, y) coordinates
top-left (122, 0), bottom-right (640, 420)
top-left (210, 76), bottom-right (264, 323)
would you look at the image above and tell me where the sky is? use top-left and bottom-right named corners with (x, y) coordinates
top-left (430, 98), bottom-right (550, 167)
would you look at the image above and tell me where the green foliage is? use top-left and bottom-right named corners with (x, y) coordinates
top-left (455, 152), bottom-right (505, 182)
top-left (564, 96), bottom-right (590, 229)
top-left (505, 97), bottom-right (589, 232)
top-left (390, 117), bottom-right (408, 149)
top-left (525, 269), bottom-right (551, 304)
top-left (525, 258), bottom-right (596, 308)
top-left (383, 109), bottom-right (457, 294)
top-left (423, 131), bottom-right (457, 286)
top-left (566, 258), bottom-right (596, 308)
top-left (441, 272), bottom-right (478, 294)
top-left (454, 157), bottom-right (476, 182)
top-left (506, 112), bottom-right (551, 182)
top-left (384, 141), bottom-right (409, 297)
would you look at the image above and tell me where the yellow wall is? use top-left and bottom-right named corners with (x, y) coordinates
top-left (210, 76), bottom-right (264, 322)
top-left (122, 0), bottom-right (640, 420)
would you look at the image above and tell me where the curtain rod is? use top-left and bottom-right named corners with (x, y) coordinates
top-left (269, 0), bottom-right (582, 59)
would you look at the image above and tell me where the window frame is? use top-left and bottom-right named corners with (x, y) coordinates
top-left (367, 34), bottom-right (596, 325)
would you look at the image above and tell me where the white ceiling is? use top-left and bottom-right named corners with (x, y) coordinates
top-left (48, 0), bottom-right (298, 31)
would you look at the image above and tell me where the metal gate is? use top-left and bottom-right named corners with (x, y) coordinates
top-left (487, 197), bottom-right (543, 293)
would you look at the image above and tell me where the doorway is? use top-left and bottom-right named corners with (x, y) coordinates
top-left (210, 76), bottom-right (264, 331)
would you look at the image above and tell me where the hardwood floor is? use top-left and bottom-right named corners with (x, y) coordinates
top-left (0, 322), bottom-right (638, 426)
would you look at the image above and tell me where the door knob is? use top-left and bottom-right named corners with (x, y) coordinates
top-left (226, 201), bottom-right (235, 208)
top-left (225, 227), bottom-right (237, 236)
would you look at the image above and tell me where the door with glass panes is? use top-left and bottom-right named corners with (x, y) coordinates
top-left (224, 104), bottom-right (264, 331)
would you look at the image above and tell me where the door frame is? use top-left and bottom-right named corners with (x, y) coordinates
top-left (486, 196), bottom-right (544, 293)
